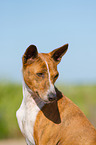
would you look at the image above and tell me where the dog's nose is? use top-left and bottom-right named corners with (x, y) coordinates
top-left (48, 92), bottom-right (57, 101)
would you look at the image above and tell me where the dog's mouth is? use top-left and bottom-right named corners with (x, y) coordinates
top-left (35, 91), bottom-right (57, 103)
top-left (24, 82), bottom-right (57, 103)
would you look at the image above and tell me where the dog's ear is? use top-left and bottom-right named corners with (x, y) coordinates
top-left (49, 44), bottom-right (68, 63)
top-left (22, 45), bottom-right (38, 65)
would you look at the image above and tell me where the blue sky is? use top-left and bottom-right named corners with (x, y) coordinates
top-left (0, 0), bottom-right (96, 84)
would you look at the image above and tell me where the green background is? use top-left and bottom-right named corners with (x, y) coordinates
top-left (0, 83), bottom-right (96, 139)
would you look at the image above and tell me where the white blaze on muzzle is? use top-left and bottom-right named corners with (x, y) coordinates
top-left (45, 60), bottom-right (57, 101)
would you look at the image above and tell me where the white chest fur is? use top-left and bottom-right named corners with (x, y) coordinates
top-left (16, 82), bottom-right (45, 145)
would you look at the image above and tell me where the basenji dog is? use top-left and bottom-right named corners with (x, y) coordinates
top-left (16, 44), bottom-right (96, 145)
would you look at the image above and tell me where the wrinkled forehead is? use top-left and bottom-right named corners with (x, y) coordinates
top-left (39, 53), bottom-right (57, 70)
top-left (28, 56), bottom-right (47, 73)
top-left (25, 53), bottom-right (57, 73)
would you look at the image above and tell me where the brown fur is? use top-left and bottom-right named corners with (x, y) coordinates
top-left (22, 44), bottom-right (96, 145)
top-left (22, 43), bottom-right (65, 102)
top-left (34, 89), bottom-right (96, 145)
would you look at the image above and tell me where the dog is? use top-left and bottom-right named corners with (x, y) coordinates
top-left (16, 44), bottom-right (96, 145)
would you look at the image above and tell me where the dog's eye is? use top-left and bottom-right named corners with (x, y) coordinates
top-left (36, 73), bottom-right (44, 77)
top-left (54, 73), bottom-right (59, 79)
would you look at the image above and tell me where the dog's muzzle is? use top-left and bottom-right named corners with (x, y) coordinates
top-left (48, 92), bottom-right (57, 102)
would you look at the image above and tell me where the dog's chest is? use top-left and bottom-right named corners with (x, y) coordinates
top-left (16, 89), bottom-right (44, 145)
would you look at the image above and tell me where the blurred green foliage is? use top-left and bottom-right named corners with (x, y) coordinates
top-left (0, 83), bottom-right (22, 139)
top-left (0, 83), bottom-right (96, 139)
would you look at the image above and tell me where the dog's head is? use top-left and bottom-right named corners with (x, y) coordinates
top-left (22, 44), bottom-right (68, 103)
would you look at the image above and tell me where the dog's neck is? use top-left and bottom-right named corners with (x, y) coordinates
top-left (22, 80), bottom-right (45, 109)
